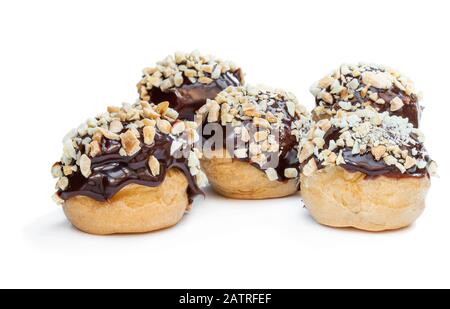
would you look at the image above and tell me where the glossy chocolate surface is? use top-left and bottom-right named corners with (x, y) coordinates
top-left (203, 100), bottom-right (300, 182)
top-left (318, 127), bottom-right (428, 178)
top-left (149, 70), bottom-right (242, 120)
top-left (317, 79), bottom-right (421, 128)
top-left (58, 130), bottom-right (202, 202)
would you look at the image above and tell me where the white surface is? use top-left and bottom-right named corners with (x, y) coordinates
top-left (0, 0), bottom-right (449, 288)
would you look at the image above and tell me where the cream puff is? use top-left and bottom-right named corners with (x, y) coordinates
top-left (310, 63), bottom-right (422, 127)
top-left (137, 51), bottom-right (244, 120)
top-left (300, 108), bottom-right (436, 231)
top-left (196, 85), bottom-right (312, 199)
top-left (51, 101), bottom-right (207, 235)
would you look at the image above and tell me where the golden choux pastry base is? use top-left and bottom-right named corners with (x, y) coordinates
top-left (301, 166), bottom-right (430, 232)
top-left (63, 169), bottom-right (190, 235)
top-left (201, 149), bottom-right (298, 199)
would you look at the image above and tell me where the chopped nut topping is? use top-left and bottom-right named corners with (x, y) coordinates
top-left (310, 63), bottom-right (421, 120)
top-left (234, 148), bottom-right (248, 158)
top-left (138, 51), bottom-right (244, 101)
top-left (284, 168), bottom-right (298, 178)
top-left (265, 168), bottom-right (278, 181)
top-left (361, 71), bottom-right (393, 89)
top-left (57, 177), bottom-right (69, 190)
top-left (299, 142), bottom-right (314, 163)
top-left (171, 121), bottom-right (185, 135)
top-left (156, 119), bottom-right (172, 134)
top-left (107, 106), bottom-right (120, 113)
top-left (89, 140), bottom-right (101, 157)
top-left (197, 85), bottom-right (311, 182)
top-left (390, 96), bottom-right (404, 111)
top-left (253, 117), bottom-right (271, 129)
top-left (303, 107), bottom-right (435, 176)
top-left (254, 130), bottom-right (269, 142)
top-left (79, 154), bottom-right (92, 178)
top-left (148, 156), bottom-right (160, 176)
top-left (143, 106), bottom-right (160, 119)
top-left (52, 99), bottom-right (207, 201)
top-left (120, 129), bottom-right (141, 156)
top-left (98, 128), bottom-right (120, 141)
top-left (371, 145), bottom-right (386, 160)
top-left (51, 163), bottom-right (63, 178)
top-left (143, 125), bottom-right (156, 145)
top-left (63, 165), bottom-right (73, 176)
top-left (404, 156), bottom-right (416, 169)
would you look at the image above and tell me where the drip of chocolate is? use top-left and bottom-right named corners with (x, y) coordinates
top-left (203, 100), bottom-right (300, 182)
top-left (149, 70), bottom-right (242, 120)
top-left (318, 127), bottom-right (428, 178)
top-left (58, 131), bottom-right (202, 203)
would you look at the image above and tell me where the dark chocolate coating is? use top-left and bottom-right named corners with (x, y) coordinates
top-left (317, 76), bottom-right (421, 128)
top-left (58, 130), bottom-right (202, 203)
top-left (203, 100), bottom-right (301, 182)
top-left (148, 70), bottom-right (242, 120)
top-left (316, 127), bottom-right (428, 178)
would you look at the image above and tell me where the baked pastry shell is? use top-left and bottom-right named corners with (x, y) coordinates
top-left (201, 149), bottom-right (298, 199)
top-left (62, 168), bottom-right (190, 235)
top-left (300, 165), bottom-right (430, 231)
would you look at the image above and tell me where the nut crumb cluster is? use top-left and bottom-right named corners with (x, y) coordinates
top-left (196, 85), bottom-right (312, 181)
top-left (51, 101), bottom-right (207, 204)
top-left (137, 51), bottom-right (244, 100)
top-left (310, 63), bottom-right (421, 117)
top-left (300, 107), bottom-right (437, 177)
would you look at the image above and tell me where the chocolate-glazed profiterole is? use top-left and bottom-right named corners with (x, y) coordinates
top-left (310, 63), bottom-right (422, 127)
top-left (137, 51), bottom-right (244, 120)
top-left (196, 85), bottom-right (311, 199)
top-left (51, 101), bottom-right (207, 235)
top-left (300, 107), bottom-right (436, 231)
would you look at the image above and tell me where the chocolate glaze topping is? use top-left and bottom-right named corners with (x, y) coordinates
top-left (326, 84), bottom-right (421, 128)
top-left (198, 86), bottom-right (311, 182)
top-left (58, 130), bottom-right (202, 202)
top-left (209, 103), bottom-right (300, 181)
top-left (300, 107), bottom-right (436, 181)
top-left (319, 127), bottom-right (428, 178)
top-left (52, 101), bottom-right (207, 205)
top-left (311, 64), bottom-right (422, 128)
top-left (149, 70), bottom-right (242, 120)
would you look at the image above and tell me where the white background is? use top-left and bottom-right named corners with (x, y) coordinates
top-left (0, 0), bottom-right (449, 289)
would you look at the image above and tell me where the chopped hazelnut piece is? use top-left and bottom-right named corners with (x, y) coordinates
top-left (63, 165), bottom-right (73, 176)
top-left (284, 168), bottom-right (298, 178)
top-left (57, 177), bottom-right (69, 190)
top-left (265, 168), bottom-right (278, 181)
top-left (156, 119), bottom-right (172, 134)
top-left (361, 71), bottom-right (393, 89)
top-left (143, 126), bottom-right (156, 145)
top-left (148, 156), bottom-right (160, 176)
top-left (143, 106), bottom-right (160, 119)
top-left (404, 156), bottom-right (416, 169)
top-left (109, 120), bottom-right (123, 134)
top-left (254, 130), bottom-right (269, 142)
top-left (120, 129), bottom-right (141, 156)
top-left (79, 154), bottom-right (92, 178)
top-left (51, 163), bottom-right (63, 178)
top-left (171, 121), bottom-right (186, 135)
top-left (371, 145), bottom-right (386, 160)
top-left (107, 106), bottom-right (120, 113)
top-left (390, 97), bottom-right (404, 111)
top-left (89, 140), bottom-right (101, 157)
